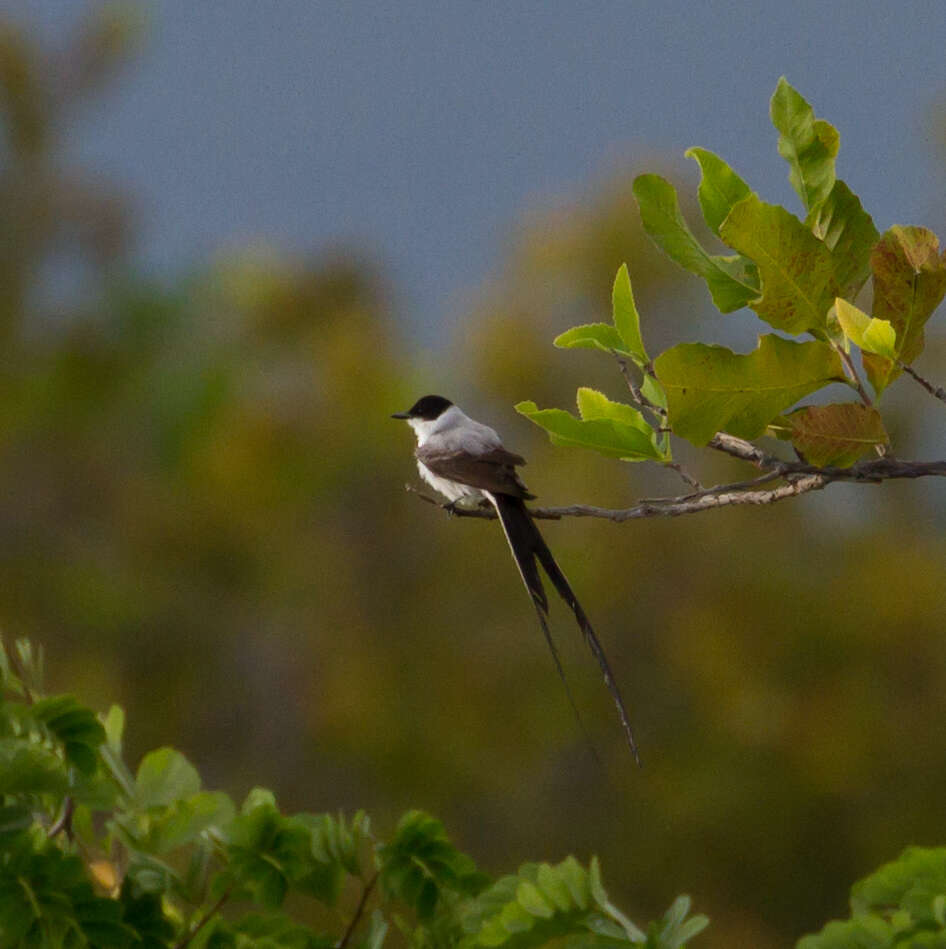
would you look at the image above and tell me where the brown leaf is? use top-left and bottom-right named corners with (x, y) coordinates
top-left (775, 403), bottom-right (888, 467)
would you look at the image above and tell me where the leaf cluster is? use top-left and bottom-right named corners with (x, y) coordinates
top-left (0, 637), bottom-right (706, 949)
top-left (519, 78), bottom-right (946, 471)
top-left (798, 847), bottom-right (946, 948)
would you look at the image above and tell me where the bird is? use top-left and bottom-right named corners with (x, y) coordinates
top-left (392, 394), bottom-right (640, 763)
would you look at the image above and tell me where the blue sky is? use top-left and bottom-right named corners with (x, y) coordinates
top-left (22, 1), bottom-right (946, 340)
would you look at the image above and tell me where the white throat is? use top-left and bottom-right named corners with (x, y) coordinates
top-left (407, 405), bottom-right (464, 446)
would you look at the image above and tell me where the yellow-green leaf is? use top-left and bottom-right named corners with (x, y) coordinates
top-left (633, 173), bottom-right (759, 313)
top-left (719, 194), bottom-right (840, 337)
top-left (611, 263), bottom-right (647, 363)
top-left (770, 77), bottom-right (839, 213)
top-left (833, 298), bottom-right (896, 360)
top-left (553, 323), bottom-right (627, 354)
top-left (515, 395), bottom-right (666, 462)
top-left (654, 335), bottom-right (846, 445)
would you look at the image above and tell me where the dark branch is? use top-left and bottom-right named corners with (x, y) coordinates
top-left (47, 796), bottom-right (75, 840)
top-left (174, 887), bottom-right (232, 949)
top-left (406, 456), bottom-right (946, 523)
top-left (336, 872), bottom-right (380, 949)
top-left (901, 363), bottom-right (946, 405)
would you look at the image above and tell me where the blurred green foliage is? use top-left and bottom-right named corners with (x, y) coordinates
top-left (0, 638), bottom-right (708, 948)
top-left (2, 9), bottom-right (946, 949)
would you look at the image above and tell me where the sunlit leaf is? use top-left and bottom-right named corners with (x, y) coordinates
top-left (611, 263), bottom-right (647, 363)
top-left (833, 299), bottom-right (896, 360)
top-left (719, 194), bottom-right (840, 336)
top-left (516, 393), bottom-right (666, 462)
top-left (770, 77), bottom-right (838, 213)
top-left (135, 747), bottom-right (201, 808)
top-left (554, 323), bottom-right (628, 355)
top-left (633, 173), bottom-right (759, 313)
top-left (654, 335), bottom-right (846, 445)
top-left (685, 147), bottom-right (752, 236)
top-left (862, 226), bottom-right (946, 394)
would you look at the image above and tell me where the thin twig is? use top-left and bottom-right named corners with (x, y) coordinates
top-left (174, 887), bottom-right (232, 949)
top-left (612, 353), bottom-right (666, 423)
top-left (900, 363), bottom-right (946, 405)
top-left (47, 796), bottom-right (75, 840)
top-left (663, 461), bottom-right (703, 491)
top-left (641, 468), bottom-right (785, 503)
top-left (336, 872), bottom-right (380, 949)
top-left (835, 343), bottom-right (874, 408)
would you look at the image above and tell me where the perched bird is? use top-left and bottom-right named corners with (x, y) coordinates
top-left (393, 394), bottom-right (639, 763)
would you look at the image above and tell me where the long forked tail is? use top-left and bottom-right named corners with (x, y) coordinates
top-left (489, 493), bottom-right (641, 764)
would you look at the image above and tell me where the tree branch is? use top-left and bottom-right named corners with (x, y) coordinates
top-left (336, 872), bottom-right (380, 949)
top-left (406, 457), bottom-right (946, 523)
top-left (174, 887), bottom-right (232, 949)
top-left (900, 363), bottom-right (946, 405)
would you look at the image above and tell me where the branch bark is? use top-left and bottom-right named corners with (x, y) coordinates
top-left (406, 457), bottom-right (946, 523)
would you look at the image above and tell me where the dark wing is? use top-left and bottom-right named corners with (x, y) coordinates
top-left (416, 444), bottom-right (535, 498)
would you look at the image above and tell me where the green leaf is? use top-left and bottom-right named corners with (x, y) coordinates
top-left (221, 803), bottom-right (314, 909)
top-left (536, 863), bottom-right (574, 913)
top-left (135, 747), bottom-right (201, 808)
top-left (517, 881), bottom-right (555, 919)
top-left (807, 180), bottom-right (879, 295)
top-left (0, 739), bottom-right (69, 795)
top-left (770, 77), bottom-right (839, 213)
top-left (31, 694), bottom-right (107, 775)
top-left (147, 790), bottom-right (235, 853)
top-left (796, 915), bottom-right (894, 949)
top-left (516, 392), bottom-right (666, 462)
top-left (719, 194), bottom-right (840, 336)
top-left (558, 857), bottom-right (590, 912)
top-left (633, 173), bottom-right (759, 313)
top-left (862, 226), bottom-right (946, 394)
top-left (102, 705), bottom-right (125, 753)
top-left (851, 847), bottom-right (946, 924)
top-left (654, 335), bottom-right (846, 445)
top-left (554, 324), bottom-right (628, 355)
top-left (833, 299), bottom-right (897, 360)
top-left (460, 859), bottom-right (603, 949)
top-left (611, 264), bottom-right (647, 363)
top-left (380, 810), bottom-right (486, 920)
top-left (685, 147), bottom-right (752, 236)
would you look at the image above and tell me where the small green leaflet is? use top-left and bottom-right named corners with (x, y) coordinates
top-left (610, 263), bottom-right (647, 364)
top-left (833, 298), bottom-right (896, 360)
top-left (516, 388), bottom-right (667, 462)
top-left (770, 77), bottom-right (839, 213)
top-left (770, 403), bottom-right (888, 467)
top-left (553, 265), bottom-right (646, 364)
top-left (632, 173), bottom-right (759, 313)
top-left (654, 335), bottom-right (847, 445)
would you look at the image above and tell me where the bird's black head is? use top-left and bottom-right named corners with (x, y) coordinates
top-left (391, 395), bottom-right (453, 421)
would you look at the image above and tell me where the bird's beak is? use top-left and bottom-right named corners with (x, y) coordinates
top-left (391, 411), bottom-right (411, 419)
